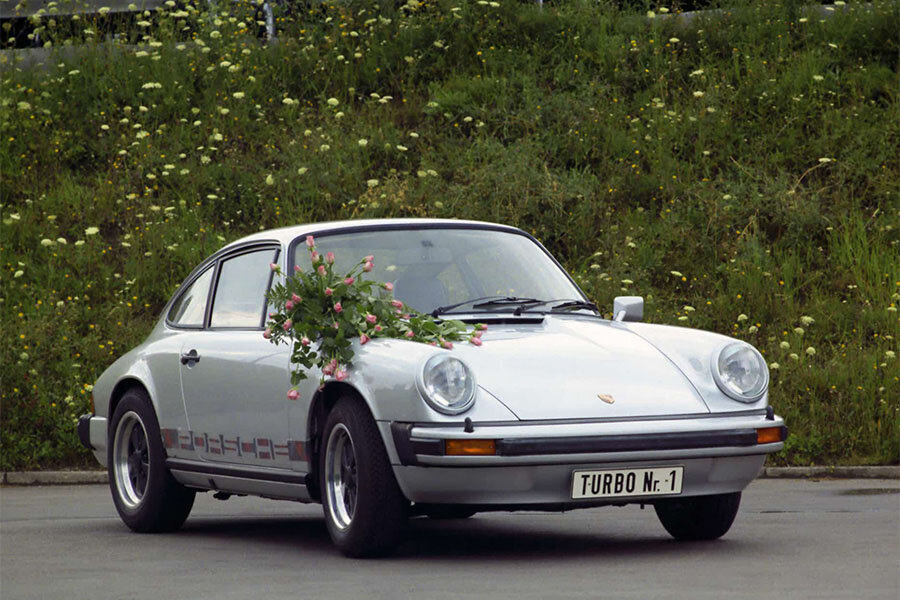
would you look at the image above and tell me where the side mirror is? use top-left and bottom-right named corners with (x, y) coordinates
top-left (613, 296), bottom-right (643, 322)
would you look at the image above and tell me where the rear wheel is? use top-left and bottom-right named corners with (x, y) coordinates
top-left (654, 492), bottom-right (741, 541)
top-left (108, 387), bottom-right (195, 532)
top-left (320, 397), bottom-right (408, 557)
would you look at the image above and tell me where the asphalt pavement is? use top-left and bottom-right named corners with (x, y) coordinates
top-left (1, 479), bottom-right (898, 600)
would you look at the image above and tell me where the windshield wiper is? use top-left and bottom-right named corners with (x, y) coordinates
top-left (431, 296), bottom-right (544, 317)
top-left (503, 298), bottom-right (600, 314)
top-left (472, 296), bottom-right (543, 309)
top-left (550, 300), bottom-right (600, 313)
top-left (431, 295), bottom-right (516, 317)
top-left (432, 296), bottom-right (596, 317)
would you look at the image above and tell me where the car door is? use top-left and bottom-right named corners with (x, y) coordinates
top-left (179, 244), bottom-right (296, 468)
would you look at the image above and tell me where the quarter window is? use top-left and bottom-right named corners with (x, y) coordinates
top-left (168, 267), bottom-right (214, 327)
top-left (210, 248), bottom-right (278, 328)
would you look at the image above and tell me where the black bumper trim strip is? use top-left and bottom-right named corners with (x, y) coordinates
top-left (77, 414), bottom-right (93, 450)
top-left (166, 458), bottom-right (307, 485)
top-left (391, 422), bottom-right (444, 466)
top-left (495, 429), bottom-right (759, 456)
top-left (391, 423), bottom-right (763, 463)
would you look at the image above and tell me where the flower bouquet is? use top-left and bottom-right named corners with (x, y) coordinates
top-left (265, 236), bottom-right (485, 399)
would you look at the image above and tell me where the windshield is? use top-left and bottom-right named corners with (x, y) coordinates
top-left (294, 227), bottom-right (584, 314)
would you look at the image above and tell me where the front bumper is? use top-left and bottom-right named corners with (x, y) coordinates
top-left (384, 412), bottom-right (785, 507)
top-left (76, 414), bottom-right (108, 466)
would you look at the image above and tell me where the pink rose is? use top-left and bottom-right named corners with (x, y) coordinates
top-left (270, 263), bottom-right (279, 271)
top-left (301, 337), bottom-right (311, 346)
top-left (317, 265), bottom-right (326, 276)
top-left (374, 325), bottom-right (382, 332)
top-left (334, 302), bottom-right (342, 313)
top-left (334, 369), bottom-right (347, 382)
top-left (428, 341), bottom-right (437, 346)
top-left (344, 277), bottom-right (355, 285)
top-left (473, 330), bottom-right (483, 338)
top-left (325, 287), bottom-right (333, 296)
top-left (391, 299), bottom-right (403, 309)
top-left (360, 333), bottom-right (370, 345)
top-left (363, 261), bottom-right (373, 272)
top-left (291, 293), bottom-right (302, 303)
top-left (469, 336), bottom-right (483, 346)
top-left (364, 255), bottom-right (374, 262)
top-left (294, 265), bottom-right (302, 273)
top-left (282, 319), bottom-right (293, 331)
top-left (322, 363), bottom-right (334, 375)
top-left (263, 328), bottom-right (272, 339)
top-left (333, 322), bottom-right (340, 329)
top-left (479, 323), bottom-right (488, 331)
top-left (287, 389), bottom-right (300, 401)
top-left (402, 313), bottom-right (410, 320)
top-left (325, 252), bottom-right (335, 264)
top-left (405, 330), bottom-right (414, 338)
top-left (441, 340), bottom-right (453, 350)
top-left (310, 251), bottom-right (320, 263)
top-left (305, 235), bottom-right (315, 247)
top-left (330, 359), bottom-right (338, 369)
top-left (285, 300), bottom-right (294, 311)
top-left (383, 282), bottom-right (393, 291)
top-left (365, 314), bottom-right (376, 324)
top-left (268, 312), bottom-right (275, 318)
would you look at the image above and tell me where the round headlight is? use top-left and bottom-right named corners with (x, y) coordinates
top-left (418, 354), bottom-right (476, 415)
top-left (712, 342), bottom-right (769, 402)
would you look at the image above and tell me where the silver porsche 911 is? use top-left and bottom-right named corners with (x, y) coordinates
top-left (78, 218), bottom-right (786, 556)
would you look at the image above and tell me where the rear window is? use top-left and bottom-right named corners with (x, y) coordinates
top-left (167, 267), bottom-right (214, 327)
top-left (209, 248), bottom-right (278, 328)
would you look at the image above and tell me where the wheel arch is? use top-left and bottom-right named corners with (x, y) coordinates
top-left (108, 377), bottom-right (154, 426)
top-left (305, 381), bottom-right (378, 502)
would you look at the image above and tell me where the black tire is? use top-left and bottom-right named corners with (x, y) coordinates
top-left (654, 492), bottom-right (741, 541)
top-left (319, 397), bottom-right (408, 557)
top-left (423, 506), bottom-right (477, 520)
top-left (108, 387), bottom-right (195, 533)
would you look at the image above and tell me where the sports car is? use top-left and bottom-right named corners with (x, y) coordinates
top-left (78, 218), bottom-right (786, 556)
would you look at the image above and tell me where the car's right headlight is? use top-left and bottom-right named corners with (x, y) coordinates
top-left (711, 342), bottom-right (769, 402)
top-left (417, 354), bottom-right (476, 415)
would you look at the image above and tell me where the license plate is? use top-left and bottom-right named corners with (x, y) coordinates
top-left (571, 466), bottom-right (683, 499)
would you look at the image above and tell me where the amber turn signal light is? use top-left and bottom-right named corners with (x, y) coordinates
top-left (445, 439), bottom-right (496, 456)
top-left (757, 427), bottom-right (784, 444)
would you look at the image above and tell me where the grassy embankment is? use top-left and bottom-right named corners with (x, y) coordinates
top-left (1, 0), bottom-right (897, 470)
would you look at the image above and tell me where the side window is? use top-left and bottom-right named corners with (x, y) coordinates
top-left (168, 267), bottom-right (214, 327)
top-left (210, 248), bottom-right (278, 328)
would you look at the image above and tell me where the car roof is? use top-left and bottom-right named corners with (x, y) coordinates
top-left (223, 218), bottom-right (526, 250)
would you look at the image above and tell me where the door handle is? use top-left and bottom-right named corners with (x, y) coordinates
top-left (180, 349), bottom-right (201, 365)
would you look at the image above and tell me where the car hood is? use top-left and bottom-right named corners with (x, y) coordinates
top-left (456, 316), bottom-right (711, 421)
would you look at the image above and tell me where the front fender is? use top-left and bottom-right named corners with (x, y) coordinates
top-left (622, 322), bottom-right (770, 413)
top-left (344, 338), bottom-right (519, 423)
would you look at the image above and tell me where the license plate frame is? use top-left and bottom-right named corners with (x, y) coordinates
top-left (571, 466), bottom-right (684, 500)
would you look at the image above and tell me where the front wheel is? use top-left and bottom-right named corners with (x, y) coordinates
top-left (654, 492), bottom-right (741, 541)
top-left (320, 397), bottom-right (408, 557)
top-left (108, 387), bottom-right (195, 532)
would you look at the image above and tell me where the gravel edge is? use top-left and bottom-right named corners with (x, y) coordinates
top-left (2, 466), bottom-right (898, 486)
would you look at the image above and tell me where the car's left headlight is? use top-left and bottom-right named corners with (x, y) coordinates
top-left (711, 342), bottom-right (769, 402)
top-left (417, 354), bottom-right (476, 415)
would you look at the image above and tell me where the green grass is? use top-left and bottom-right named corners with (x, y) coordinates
top-left (1, 0), bottom-right (898, 470)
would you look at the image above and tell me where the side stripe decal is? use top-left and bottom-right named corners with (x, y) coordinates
top-left (162, 429), bottom-right (309, 462)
